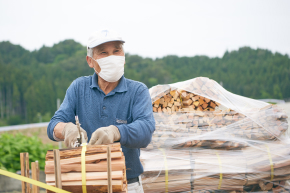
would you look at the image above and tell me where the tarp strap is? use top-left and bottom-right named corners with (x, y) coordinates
top-left (265, 144), bottom-right (274, 181)
top-left (0, 168), bottom-right (70, 193)
top-left (159, 148), bottom-right (169, 193)
top-left (81, 143), bottom-right (87, 193)
top-left (216, 152), bottom-right (223, 189)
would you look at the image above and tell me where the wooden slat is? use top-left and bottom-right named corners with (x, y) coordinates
top-left (46, 180), bottom-right (123, 186)
top-left (20, 153), bottom-right (27, 193)
top-left (45, 151), bottom-right (122, 165)
top-left (25, 153), bottom-right (31, 193)
top-left (35, 161), bottom-right (40, 193)
top-left (31, 162), bottom-right (37, 193)
top-left (53, 149), bottom-right (62, 189)
top-left (107, 146), bottom-right (112, 193)
top-left (46, 181), bottom-right (124, 193)
top-left (46, 171), bottom-right (123, 182)
top-left (46, 143), bottom-right (121, 160)
top-left (45, 158), bottom-right (125, 174)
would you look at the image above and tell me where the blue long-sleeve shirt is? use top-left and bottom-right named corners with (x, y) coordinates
top-left (47, 73), bottom-right (155, 179)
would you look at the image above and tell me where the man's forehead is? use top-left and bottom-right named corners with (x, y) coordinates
top-left (97, 41), bottom-right (122, 51)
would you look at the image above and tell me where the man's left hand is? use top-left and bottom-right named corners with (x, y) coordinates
top-left (89, 125), bottom-right (121, 145)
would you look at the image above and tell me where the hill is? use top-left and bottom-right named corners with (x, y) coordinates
top-left (0, 40), bottom-right (289, 125)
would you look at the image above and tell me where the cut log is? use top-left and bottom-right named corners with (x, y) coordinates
top-left (46, 171), bottom-right (123, 182)
top-left (46, 143), bottom-right (121, 160)
top-left (45, 158), bottom-right (125, 174)
top-left (45, 151), bottom-right (123, 165)
top-left (46, 180), bottom-right (124, 193)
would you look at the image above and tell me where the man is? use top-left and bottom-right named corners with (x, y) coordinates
top-left (47, 29), bottom-right (155, 192)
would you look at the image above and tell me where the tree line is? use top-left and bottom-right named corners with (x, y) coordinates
top-left (0, 40), bottom-right (289, 125)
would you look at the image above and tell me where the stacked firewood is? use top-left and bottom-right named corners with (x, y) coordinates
top-left (142, 77), bottom-right (289, 192)
top-left (45, 143), bottom-right (127, 193)
top-left (152, 89), bottom-right (219, 113)
top-left (141, 143), bottom-right (290, 192)
top-left (149, 85), bottom-right (288, 150)
top-left (149, 102), bottom-right (287, 150)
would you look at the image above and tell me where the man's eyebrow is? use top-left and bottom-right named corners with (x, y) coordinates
top-left (97, 47), bottom-right (105, 52)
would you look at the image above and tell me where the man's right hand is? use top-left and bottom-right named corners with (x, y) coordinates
top-left (62, 122), bottom-right (88, 148)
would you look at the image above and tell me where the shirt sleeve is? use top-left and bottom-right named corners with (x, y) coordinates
top-left (117, 86), bottom-right (156, 149)
top-left (47, 81), bottom-right (77, 141)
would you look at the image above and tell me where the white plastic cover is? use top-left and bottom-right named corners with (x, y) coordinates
top-left (141, 77), bottom-right (289, 193)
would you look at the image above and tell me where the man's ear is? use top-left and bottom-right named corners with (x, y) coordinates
top-left (86, 56), bottom-right (94, 68)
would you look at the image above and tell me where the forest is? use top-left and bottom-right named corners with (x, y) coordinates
top-left (0, 40), bottom-right (289, 125)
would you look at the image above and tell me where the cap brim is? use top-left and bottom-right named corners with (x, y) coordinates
top-left (88, 39), bottom-right (125, 48)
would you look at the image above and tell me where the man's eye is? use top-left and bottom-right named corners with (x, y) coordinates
top-left (114, 50), bottom-right (120, 52)
top-left (101, 52), bottom-right (106, 54)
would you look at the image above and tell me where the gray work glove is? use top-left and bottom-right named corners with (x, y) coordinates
top-left (89, 125), bottom-right (121, 145)
top-left (62, 122), bottom-right (88, 148)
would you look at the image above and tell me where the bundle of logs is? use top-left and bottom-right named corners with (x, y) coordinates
top-left (141, 142), bottom-right (290, 192)
top-left (45, 143), bottom-right (127, 193)
top-left (149, 87), bottom-right (288, 150)
top-left (142, 77), bottom-right (289, 192)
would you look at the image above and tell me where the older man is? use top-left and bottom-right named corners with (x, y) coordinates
top-left (47, 29), bottom-right (155, 192)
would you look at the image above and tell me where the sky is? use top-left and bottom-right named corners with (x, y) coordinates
top-left (0, 0), bottom-right (290, 58)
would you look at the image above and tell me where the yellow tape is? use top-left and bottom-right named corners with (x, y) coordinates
top-left (265, 144), bottom-right (274, 181)
top-left (0, 169), bottom-right (70, 193)
top-left (159, 148), bottom-right (168, 193)
top-left (215, 152), bottom-right (223, 189)
top-left (81, 143), bottom-right (87, 193)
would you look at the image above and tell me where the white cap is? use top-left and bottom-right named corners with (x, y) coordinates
top-left (87, 29), bottom-right (125, 48)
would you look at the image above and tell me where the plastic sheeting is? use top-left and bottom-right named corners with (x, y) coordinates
top-left (141, 77), bottom-right (289, 193)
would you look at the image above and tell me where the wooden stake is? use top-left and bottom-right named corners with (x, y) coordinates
top-left (107, 146), bottom-right (112, 193)
top-left (25, 153), bottom-right (31, 193)
top-left (31, 162), bottom-right (37, 193)
top-left (20, 153), bottom-right (27, 193)
top-left (35, 161), bottom-right (40, 193)
top-left (53, 149), bottom-right (62, 189)
top-left (31, 161), bottom-right (40, 193)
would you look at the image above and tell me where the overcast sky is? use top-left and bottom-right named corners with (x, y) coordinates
top-left (0, 0), bottom-right (289, 58)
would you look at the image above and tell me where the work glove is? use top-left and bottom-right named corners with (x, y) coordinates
top-left (62, 122), bottom-right (88, 148)
top-left (89, 125), bottom-right (121, 145)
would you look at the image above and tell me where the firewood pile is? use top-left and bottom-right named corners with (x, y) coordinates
top-left (141, 143), bottom-right (290, 193)
top-left (45, 143), bottom-right (127, 193)
top-left (141, 77), bottom-right (290, 193)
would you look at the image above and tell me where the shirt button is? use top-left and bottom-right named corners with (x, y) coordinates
top-left (103, 106), bottom-right (106, 109)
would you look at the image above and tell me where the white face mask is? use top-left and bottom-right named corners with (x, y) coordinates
top-left (92, 55), bottom-right (125, 82)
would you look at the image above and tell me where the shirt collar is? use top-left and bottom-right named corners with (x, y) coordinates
top-left (90, 72), bottom-right (127, 93)
top-left (90, 72), bottom-right (99, 89)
